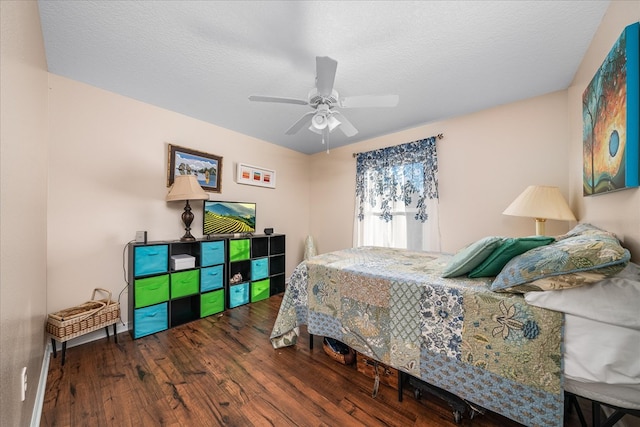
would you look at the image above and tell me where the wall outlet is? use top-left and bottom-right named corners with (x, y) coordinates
top-left (20, 367), bottom-right (27, 402)
top-left (135, 231), bottom-right (147, 243)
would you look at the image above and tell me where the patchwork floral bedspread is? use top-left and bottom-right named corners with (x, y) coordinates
top-left (270, 247), bottom-right (564, 427)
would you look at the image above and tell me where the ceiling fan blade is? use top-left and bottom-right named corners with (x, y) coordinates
top-left (285, 111), bottom-right (316, 135)
top-left (340, 94), bottom-right (399, 108)
top-left (249, 95), bottom-right (308, 105)
top-left (315, 56), bottom-right (338, 97)
top-left (331, 111), bottom-right (358, 137)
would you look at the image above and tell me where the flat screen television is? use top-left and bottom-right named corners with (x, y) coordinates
top-left (203, 201), bottom-right (256, 235)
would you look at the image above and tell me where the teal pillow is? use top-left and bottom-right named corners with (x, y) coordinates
top-left (441, 236), bottom-right (506, 278)
top-left (468, 236), bottom-right (555, 278)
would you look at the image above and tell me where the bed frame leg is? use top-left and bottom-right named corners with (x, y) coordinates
top-left (565, 392), bottom-right (587, 427)
top-left (602, 410), bottom-right (626, 427)
top-left (593, 400), bottom-right (601, 427)
top-left (309, 333), bottom-right (314, 349)
top-left (566, 391), bottom-right (638, 427)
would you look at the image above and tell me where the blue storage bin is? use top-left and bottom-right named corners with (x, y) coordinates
top-left (229, 282), bottom-right (249, 308)
top-left (134, 245), bottom-right (169, 277)
top-left (200, 265), bottom-right (224, 292)
top-left (133, 302), bottom-right (168, 338)
top-left (251, 257), bottom-right (269, 280)
top-left (201, 240), bottom-right (225, 267)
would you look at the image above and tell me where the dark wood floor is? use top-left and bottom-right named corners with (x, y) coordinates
top-left (42, 294), bottom-right (592, 426)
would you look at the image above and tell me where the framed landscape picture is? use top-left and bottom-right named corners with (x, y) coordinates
top-left (582, 22), bottom-right (639, 196)
top-left (167, 144), bottom-right (222, 193)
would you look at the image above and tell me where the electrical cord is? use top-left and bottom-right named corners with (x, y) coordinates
top-left (117, 240), bottom-right (136, 326)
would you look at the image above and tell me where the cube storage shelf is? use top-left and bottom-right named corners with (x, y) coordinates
top-left (128, 234), bottom-right (285, 339)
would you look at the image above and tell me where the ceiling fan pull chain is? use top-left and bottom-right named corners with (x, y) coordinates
top-left (322, 128), bottom-right (329, 153)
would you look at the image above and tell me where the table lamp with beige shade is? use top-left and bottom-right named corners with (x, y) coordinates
top-left (503, 185), bottom-right (576, 236)
top-left (166, 174), bottom-right (209, 241)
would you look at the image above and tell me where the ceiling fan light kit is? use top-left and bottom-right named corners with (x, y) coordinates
top-left (249, 56), bottom-right (399, 145)
top-left (326, 115), bottom-right (341, 132)
top-left (311, 105), bottom-right (330, 129)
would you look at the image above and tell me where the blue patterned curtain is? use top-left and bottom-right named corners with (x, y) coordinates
top-left (353, 136), bottom-right (440, 251)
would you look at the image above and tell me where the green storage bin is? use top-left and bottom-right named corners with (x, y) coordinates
top-left (251, 278), bottom-right (270, 303)
top-left (201, 289), bottom-right (225, 317)
top-left (134, 274), bottom-right (170, 308)
top-left (171, 270), bottom-right (199, 299)
top-left (229, 239), bottom-right (250, 262)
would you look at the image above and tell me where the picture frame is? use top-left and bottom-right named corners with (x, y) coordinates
top-left (167, 144), bottom-right (223, 193)
top-left (582, 22), bottom-right (639, 196)
top-left (236, 163), bottom-right (276, 189)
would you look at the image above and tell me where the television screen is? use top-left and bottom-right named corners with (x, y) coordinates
top-left (203, 201), bottom-right (256, 235)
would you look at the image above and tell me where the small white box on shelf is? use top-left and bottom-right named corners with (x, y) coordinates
top-left (170, 254), bottom-right (195, 270)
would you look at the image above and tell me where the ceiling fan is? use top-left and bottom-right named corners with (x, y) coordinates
top-left (249, 56), bottom-right (399, 141)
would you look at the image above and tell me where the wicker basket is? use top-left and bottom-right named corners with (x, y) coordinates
top-left (46, 288), bottom-right (120, 342)
top-left (323, 337), bottom-right (355, 365)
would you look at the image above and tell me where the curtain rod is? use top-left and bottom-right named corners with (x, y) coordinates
top-left (352, 133), bottom-right (444, 158)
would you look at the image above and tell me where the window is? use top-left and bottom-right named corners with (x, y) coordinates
top-left (353, 137), bottom-right (440, 252)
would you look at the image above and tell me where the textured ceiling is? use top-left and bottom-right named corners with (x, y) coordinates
top-left (38, 1), bottom-right (610, 154)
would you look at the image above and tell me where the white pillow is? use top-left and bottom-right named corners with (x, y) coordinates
top-left (524, 262), bottom-right (640, 330)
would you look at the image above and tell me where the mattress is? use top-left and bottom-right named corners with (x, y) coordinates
top-left (564, 314), bottom-right (640, 386)
top-left (525, 263), bottom-right (640, 410)
top-left (564, 377), bottom-right (640, 410)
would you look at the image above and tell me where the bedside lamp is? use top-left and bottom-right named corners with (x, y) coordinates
top-left (503, 185), bottom-right (576, 236)
top-left (166, 175), bottom-right (209, 241)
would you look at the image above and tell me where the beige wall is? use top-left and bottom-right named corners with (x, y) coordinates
top-left (46, 75), bottom-right (311, 319)
top-left (310, 90), bottom-right (573, 255)
top-left (0, 1), bottom-right (49, 426)
top-left (568, 2), bottom-right (640, 261)
top-left (310, 3), bottom-right (640, 263)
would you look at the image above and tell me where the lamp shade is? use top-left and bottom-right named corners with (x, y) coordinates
top-left (503, 185), bottom-right (576, 221)
top-left (166, 175), bottom-right (209, 201)
top-left (503, 185), bottom-right (576, 236)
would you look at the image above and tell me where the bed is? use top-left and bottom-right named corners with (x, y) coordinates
top-left (270, 224), bottom-right (636, 427)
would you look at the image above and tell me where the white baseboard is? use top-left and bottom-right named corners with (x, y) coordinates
top-left (32, 321), bottom-right (129, 426)
top-left (31, 341), bottom-right (51, 427)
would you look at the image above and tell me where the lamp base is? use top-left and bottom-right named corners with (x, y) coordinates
top-left (180, 200), bottom-right (196, 241)
top-left (535, 218), bottom-right (547, 236)
top-left (180, 234), bottom-right (196, 242)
